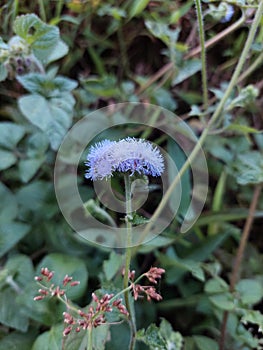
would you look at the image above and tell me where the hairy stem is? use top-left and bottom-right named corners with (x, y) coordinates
top-left (219, 184), bottom-right (262, 350)
top-left (123, 174), bottom-right (136, 350)
top-left (194, 0), bottom-right (208, 110)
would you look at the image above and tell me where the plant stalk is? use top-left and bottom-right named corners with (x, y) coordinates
top-left (194, 0), bottom-right (209, 110)
top-left (123, 174), bottom-right (136, 350)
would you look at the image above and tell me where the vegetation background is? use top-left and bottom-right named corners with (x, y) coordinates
top-left (0, 0), bottom-right (263, 349)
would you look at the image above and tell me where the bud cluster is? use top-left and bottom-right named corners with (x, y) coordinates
top-left (0, 36), bottom-right (42, 79)
top-left (130, 266), bottom-right (165, 302)
top-left (33, 267), bottom-right (80, 301)
top-left (63, 292), bottom-right (128, 336)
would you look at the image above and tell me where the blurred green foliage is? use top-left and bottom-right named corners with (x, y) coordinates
top-left (0, 1), bottom-right (263, 349)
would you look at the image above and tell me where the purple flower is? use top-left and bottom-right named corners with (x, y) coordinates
top-left (221, 5), bottom-right (234, 23)
top-left (85, 137), bottom-right (164, 181)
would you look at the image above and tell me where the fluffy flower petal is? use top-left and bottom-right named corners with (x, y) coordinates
top-left (85, 137), bottom-right (164, 181)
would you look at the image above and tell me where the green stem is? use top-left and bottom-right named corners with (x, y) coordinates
top-left (37, 0), bottom-right (47, 22)
top-left (135, 2), bottom-right (263, 248)
top-left (87, 327), bottom-right (93, 350)
top-left (123, 174), bottom-right (136, 350)
top-left (55, 0), bottom-right (64, 18)
top-left (194, 0), bottom-right (209, 110)
top-left (238, 51), bottom-right (263, 83)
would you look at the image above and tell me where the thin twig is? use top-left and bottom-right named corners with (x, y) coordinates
top-left (219, 184), bottom-right (262, 350)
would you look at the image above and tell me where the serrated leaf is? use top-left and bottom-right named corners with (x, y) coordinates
top-left (13, 14), bottom-right (60, 63)
top-left (0, 150), bottom-right (17, 170)
top-left (159, 318), bottom-right (183, 350)
top-left (233, 151), bottom-right (263, 185)
top-left (17, 73), bottom-right (77, 95)
top-left (18, 92), bottom-right (74, 150)
top-left (241, 310), bottom-right (263, 331)
top-left (137, 324), bottom-right (167, 349)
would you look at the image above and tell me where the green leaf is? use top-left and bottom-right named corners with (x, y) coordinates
top-left (138, 235), bottom-right (175, 253)
top-left (193, 335), bottom-right (219, 350)
top-left (37, 253), bottom-right (88, 300)
top-left (172, 59), bottom-right (201, 85)
top-left (209, 293), bottom-right (235, 311)
top-left (0, 331), bottom-right (36, 350)
top-left (226, 123), bottom-right (260, 134)
top-left (159, 319), bottom-right (184, 349)
top-left (13, 14), bottom-right (60, 63)
top-left (227, 85), bottom-right (259, 110)
top-left (232, 151), bottom-right (263, 185)
top-left (0, 182), bottom-right (17, 222)
top-left (45, 39), bottom-right (69, 64)
top-left (0, 122), bottom-right (26, 149)
top-left (63, 328), bottom-right (87, 350)
top-left (157, 251), bottom-right (205, 283)
top-left (205, 278), bottom-right (229, 294)
top-left (18, 157), bottom-right (45, 183)
top-left (151, 88), bottom-right (177, 110)
top-left (83, 75), bottom-right (119, 98)
top-left (167, 138), bottom-right (191, 219)
top-left (5, 254), bottom-right (34, 287)
top-left (145, 20), bottom-right (180, 46)
top-left (0, 288), bottom-right (29, 332)
top-left (103, 251), bottom-right (123, 281)
top-left (137, 324), bottom-right (167, 349)
top-left (16, 281), bottom-right (63, 326)
top-left (18, 92), bottom-right (74, 150)
top-left (236, 279), bottom-right (263, 305)
top-left (0, 150), bottom-right (17, 170)
top-left (129, 0), bottom-right (150, 18)
top-left (0, 222), bottom-right (30, 257)
top-left (240, 310), bottom-right (263, 331)
top-left (0, 64), bottom-right (8, 81)
top-left (17, 73), bottom-right (77, 95)
top-left (32, 324), bottom-right (63, 350)
top-left (25, 131), bottom-right (49, 157)
top-left (16, 180), bottom-right (51, 211)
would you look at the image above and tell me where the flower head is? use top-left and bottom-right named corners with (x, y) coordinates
top-left (85, 137), bottom-right (164, 181)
